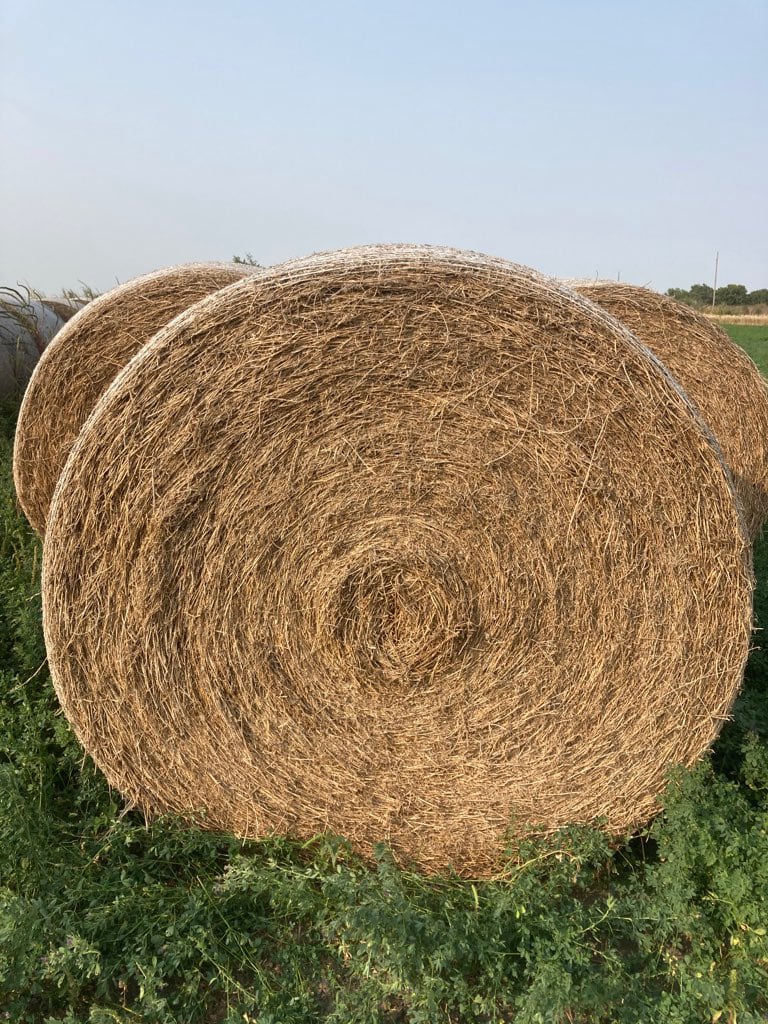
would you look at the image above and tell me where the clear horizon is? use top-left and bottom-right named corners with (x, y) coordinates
top-left (2, 0), bottom-right (766, 296)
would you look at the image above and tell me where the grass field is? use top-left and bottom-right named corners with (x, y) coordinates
top-left (2, 337), bottom-right (768, 1021)
top-left (721, 322), bottom-right (768, 379)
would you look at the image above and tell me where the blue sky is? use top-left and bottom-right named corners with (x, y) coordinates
top-left (1, 0), bottom-right (765, 294)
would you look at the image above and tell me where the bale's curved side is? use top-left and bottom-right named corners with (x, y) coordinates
top-left (569, 281), bottom-right (768, 540)
top-left (13, 262), bottom-right (258, 535)
top-left (0, 289), bottom-right (67, 399)
top-left (43, 246), bottom-right (753, 877)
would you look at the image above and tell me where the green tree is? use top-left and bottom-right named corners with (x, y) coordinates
top-left (665, 282), bottom-right (767, 309)
top-left (715, 283), bottom-right (749, 305)
top-left (688, 283), bottom-right (714, 306)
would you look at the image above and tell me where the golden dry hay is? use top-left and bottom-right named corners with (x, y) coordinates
top-left (42, 246), bottom-right (752, 877)
top-left (13, 262), bottom-right (257, 535)
top-left (568, 281), bottom-right (768, 540)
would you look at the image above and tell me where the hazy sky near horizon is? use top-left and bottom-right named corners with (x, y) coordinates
top-left (1, 0), bottom-right (766, 295)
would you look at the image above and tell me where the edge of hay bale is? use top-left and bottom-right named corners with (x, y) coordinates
top-left (565, 279), bottom-right (768, 540)
top-left (12, 261), bottom-right (259, 535)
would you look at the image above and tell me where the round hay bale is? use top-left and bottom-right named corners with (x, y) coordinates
top-left (43, 245), bottom-right (752, 877)
top-left (41, 296), bottom-right (89, 323)
top-left (568, 281), bottom-right (768, 541)
top-left (13, 262), bottom-right (257, 535)
top-left (0, 288), bottom-right (67, 400)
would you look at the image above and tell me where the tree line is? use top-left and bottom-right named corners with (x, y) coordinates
top-left (666, 283), bottom-right (768, 307)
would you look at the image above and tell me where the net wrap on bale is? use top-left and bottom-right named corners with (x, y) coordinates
top-left (42, 245), bottom-right (753, 877)
top-left (568, 280), bottom-right (768, 541)
top-left (13, 262), bottom-right (257, 535)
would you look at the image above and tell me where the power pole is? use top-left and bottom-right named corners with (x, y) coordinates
top-left (712, 251), bottom-right (719, 309)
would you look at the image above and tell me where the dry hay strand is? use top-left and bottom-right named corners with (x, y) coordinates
top-left (568, 281), bottom-right (768, 541)
top-left (13, 262), bottom-right (257, 535)
top-left (41, 297), bottom-right (87, 323)
top-left (43, 245), bottom-right (752, 878)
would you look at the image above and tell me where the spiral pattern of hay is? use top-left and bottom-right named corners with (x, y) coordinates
top-left (569, 281), bottom-right (768, 540)
top-left (43, 246), bottom-right (752, 877)
top-left (13, 262), bottom-right (256, 535)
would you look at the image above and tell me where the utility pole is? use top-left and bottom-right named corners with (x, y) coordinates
top-left (712, 251), bottom-right (719, 309)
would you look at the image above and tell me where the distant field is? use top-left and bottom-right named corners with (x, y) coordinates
top-left (721, 321), bottom-right (768, 378)
top-left (707, 314), bottom-right (768, 326)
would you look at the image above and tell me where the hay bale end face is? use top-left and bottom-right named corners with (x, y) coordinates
top-left (13, 262), bottom-right (257, 536)
top-left (43, 246), bottom-right (752, 877)
top-left (568, 281), bottom-right (768, 541)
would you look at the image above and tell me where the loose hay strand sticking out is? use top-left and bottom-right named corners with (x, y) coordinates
top-left (568, 281), bottom-right (768, 540)
top-left (13, 262), bottom-right (258, 535)
top-left (43, 245), bottom-right (752, 877)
